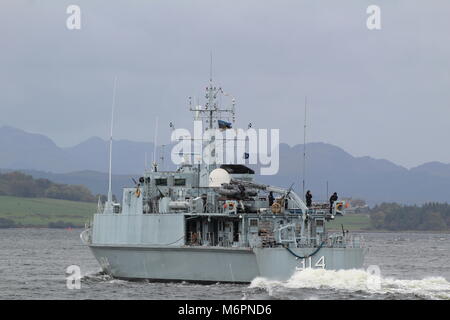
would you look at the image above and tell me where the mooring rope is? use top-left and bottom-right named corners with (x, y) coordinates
top-left (161, 235), bottom-right (186, 246)
top-left (285, 241), bottom-right (325, 259)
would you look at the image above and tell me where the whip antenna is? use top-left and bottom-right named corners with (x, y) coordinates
top-left (210, 51), bottom-right (213, 82)
top-left (152, 117), bottom-right (159, 171)
top-left (302, 96), bottom-right (307, 200)
top-left (107, 76), bottom-right (117, 206)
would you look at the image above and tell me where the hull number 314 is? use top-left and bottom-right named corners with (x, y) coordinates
top-left (295, 256), bottom-right (325, 270)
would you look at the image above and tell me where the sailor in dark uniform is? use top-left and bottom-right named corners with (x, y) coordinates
top-left (329, 192), bottom-right (338, 213)
top-left (305, 190), bottom-right (312, 207)
top-left (268, 191), bottom-right (274, 207)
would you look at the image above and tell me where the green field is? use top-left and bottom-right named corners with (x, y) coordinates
top-left (326, 213), bottom-right (371, 231)
top-left (0, 196), bottom-right (96, 227)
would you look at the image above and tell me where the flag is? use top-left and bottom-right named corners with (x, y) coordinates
top-left (218, 120), bottom-right (232, 129)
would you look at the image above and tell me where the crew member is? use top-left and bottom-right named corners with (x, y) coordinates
top-left (329, 192), bottom-right (338, 213)
top-left (268, 191), bottom-right (274, 207)
top-left (305, 190), bottom-right (312, 207)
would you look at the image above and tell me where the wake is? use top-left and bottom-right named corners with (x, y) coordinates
top-left (249, 268), bottom-right (450, 300)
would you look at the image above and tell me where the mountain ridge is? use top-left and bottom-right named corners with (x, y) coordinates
top-left (1, 125), bottom-right (450, 205)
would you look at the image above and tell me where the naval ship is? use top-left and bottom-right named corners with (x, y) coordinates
top-left (80, 78), bottom-right (365, 283)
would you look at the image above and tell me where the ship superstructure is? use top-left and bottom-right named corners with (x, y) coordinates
top-left (81, 78), bottom-right (365, 283)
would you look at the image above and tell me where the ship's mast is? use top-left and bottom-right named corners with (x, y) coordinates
top-left (186, 60), bottom-right (236, 186)
top-left (152, 117), bottom-right (158, 172)
top-left (302, 96), bottom-right (307, 200)
top-left (105, 76), bottom-right (117, 213)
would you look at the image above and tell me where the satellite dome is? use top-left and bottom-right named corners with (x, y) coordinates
top-left (209, 168), bottom-right (231, 187)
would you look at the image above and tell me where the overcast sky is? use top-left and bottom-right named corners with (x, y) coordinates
top-left (1, 0), bottom-right (449, 168)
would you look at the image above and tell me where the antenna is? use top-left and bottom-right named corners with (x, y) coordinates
top-left (210, 51), bottom-right (213, 82)
top-left (152, 117), bottom-right (159, 171)
top-left (160, 144), bottom-right (166, 170)
top-left (145, 152), bottom-right (147, 171)
top-left (107, 76), bottom-right (117, 206)
top-left (302, 96), bottom-right (307, 200)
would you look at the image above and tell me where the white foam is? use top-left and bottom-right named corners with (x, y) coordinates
top-left (81, 270), bottom-right (113, 282)
top-left (107, 279), bottom-right (128, 284)
top-left (249, 268), bottom-right (450, 300)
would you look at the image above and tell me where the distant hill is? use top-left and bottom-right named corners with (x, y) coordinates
top-left (410, 162), bottom-right (450, 179)
top-left (0, 126), bottom-right (158, 174)
top-left (0, 171), bottom-right (96, 202)
top-left (0, 169), bottom-right (132, 201)
top-left (64, 136), bottom-right (157, 174)
top-left (1, 125), bottom-right (450, 205)
top-left (370, 202), bottom-right (450, 231)
top-left (254, 143), bottom-right (450, 205)
top-left (0, 126), bottom-right (74, 172)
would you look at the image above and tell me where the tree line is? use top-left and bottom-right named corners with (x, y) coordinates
top-left (0, 171), bottom-right (97, 202)
top-left (370, 202), bottom-right (450, 231)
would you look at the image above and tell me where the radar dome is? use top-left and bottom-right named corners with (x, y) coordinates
top-left (209, 168), bottom-right (231, 187)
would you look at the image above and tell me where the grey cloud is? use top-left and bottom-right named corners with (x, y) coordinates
top-left (1, 0), bottom-right (449, 168)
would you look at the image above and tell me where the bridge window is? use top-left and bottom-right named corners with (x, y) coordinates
top-left (155, 178), bottom-right (167, 186)
top-left (174, 178), bottom-right (186, 186)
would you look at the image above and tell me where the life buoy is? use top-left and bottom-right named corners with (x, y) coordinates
top-left (135, 188), bottom-right (141, 198)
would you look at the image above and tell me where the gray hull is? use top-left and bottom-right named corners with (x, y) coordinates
top-left (89, 244), bottom-right (365, 283)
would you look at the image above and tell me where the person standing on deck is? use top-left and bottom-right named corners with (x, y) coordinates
top-left (268, 191), bottom-right (274, 207)
top-left (329, 192), bottom-right (338, 213)
top-left (305, 190), bottom-right (312, 207)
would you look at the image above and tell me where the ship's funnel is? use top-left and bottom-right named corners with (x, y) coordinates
top-left (209, 168), bottom-right (231, 187)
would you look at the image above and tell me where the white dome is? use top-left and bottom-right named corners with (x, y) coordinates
top-left (209, 168), bottom-right (231, 187)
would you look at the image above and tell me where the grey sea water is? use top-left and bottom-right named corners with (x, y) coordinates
top-left (0, 228), bottom-right (449, 300)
